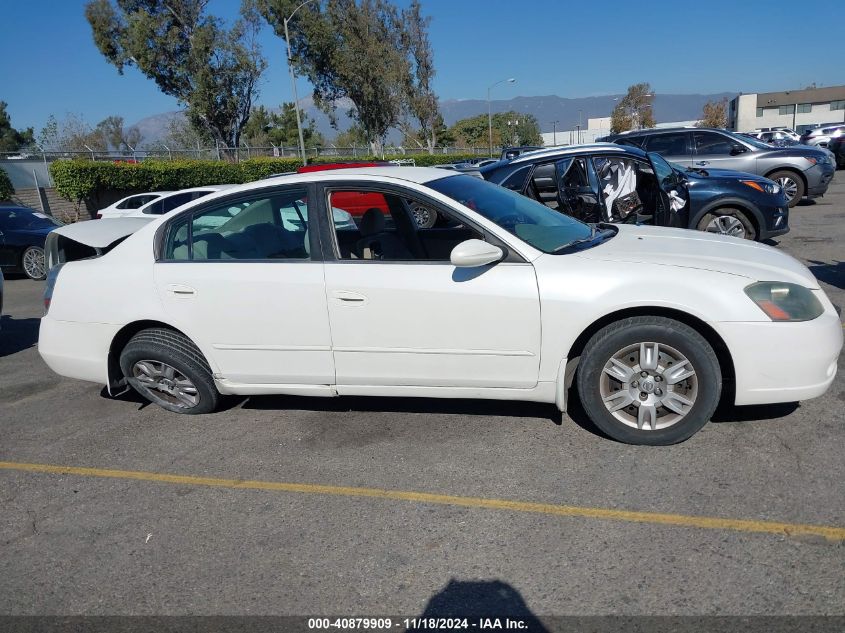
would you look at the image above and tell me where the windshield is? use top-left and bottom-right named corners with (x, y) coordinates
top-left (427, 174), bottom-right (593, 253)
top-left (0, 209), bottom-right (62, 230)
top-left (724, 130), bottom-right (771, 150)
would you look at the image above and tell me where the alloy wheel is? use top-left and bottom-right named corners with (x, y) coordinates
top-left (704, 215), bottom-right (746, 239)
top-left (599, 342), bottom-right (698, 431)
top-left (776, 176), bottom-right (799, 202)
top-left (22, 247), bottom-right (45, 280)
top-left (132, 360), bottom-right (199, 409)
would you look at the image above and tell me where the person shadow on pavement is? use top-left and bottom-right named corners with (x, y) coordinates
top-left (416, 579), bottom-right (549, 632)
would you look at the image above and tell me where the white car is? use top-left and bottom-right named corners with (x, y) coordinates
top-left (38, 166), bottom-right (842, 445)
top-left (96, 192), bottom-right (172, 219)
top-left (98, 186), bottom-right (234, 220)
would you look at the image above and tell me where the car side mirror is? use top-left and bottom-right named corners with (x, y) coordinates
top-left (450, 239), bottom-right (504, 268)
top-left (730, 145), bottom-right (748, 155)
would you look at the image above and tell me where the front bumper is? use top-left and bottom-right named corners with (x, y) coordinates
top-left (717, 308), bottom-right (842, 406)
top-left (805, 163), bottom-right (836, 197)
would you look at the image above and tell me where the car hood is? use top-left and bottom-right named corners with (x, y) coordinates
top-left (574, 225), bottom-right (818, 287)
top-left (14, 225), bottom-right (57, 236)
top-left (49, 217), bottom-right (154, 248)
top-left (755, 145), bottom-right (828, 159)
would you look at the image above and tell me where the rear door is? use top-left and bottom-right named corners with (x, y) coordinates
top-left (154, 185), bottom-right (334, 386)
top-left (643, 132), bottom-right (693, 167)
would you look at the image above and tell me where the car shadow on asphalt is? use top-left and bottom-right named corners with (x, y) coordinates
top-left (807, 260), bottom-right (845, 290)
top-left (417, 579), bottom-right (549, 630)
top-left (710, 401), bottom-right (800, 423)
top-left (0, 316), bottom-right (41, 358)
top-left (241, 393), bottom-right (563, 424)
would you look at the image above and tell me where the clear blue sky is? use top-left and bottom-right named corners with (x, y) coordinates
top-left (2, 0), bottom-right (843, 134)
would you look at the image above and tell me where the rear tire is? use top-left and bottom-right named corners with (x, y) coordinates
top-left (576, 316), bottom-right (721, 445)
top-left (119, 328), bottom-right (219, 414)
top-left (696, 208), bottom-right (757, 241)
top-left (21, 246), bottom-right (46, 280)
top-left (768, 170), bottom-right (804, 207)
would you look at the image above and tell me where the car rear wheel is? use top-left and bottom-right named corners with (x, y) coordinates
top-left (21, 246), bottom-right (46, 280)
top-left (576, 316), bottom-right (721, 445)
top-left (768, 170), bottom-right (804, 207)
top-left (696, 208), bottom-right (756, 241)
top-left (119, 328), bottom-right (219, 414)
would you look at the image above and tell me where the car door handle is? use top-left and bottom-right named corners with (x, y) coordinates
top-left (695, 161), bottom-right (709, 166)
top-left (167, 284), bottom-right (196, 296)
top-left (332, 290), bottom-right (367, 304)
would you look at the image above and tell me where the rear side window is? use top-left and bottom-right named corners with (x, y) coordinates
top-left (146, 191), bottom-right (213, 215)
top-left (645, 133), bottom-right (689, 155)
top-left (163, 188), bottom-right (310, 261)
top-left (117, 194), bottom-right (158, 209)
top-left (693, 131), bottom-right (734, 155)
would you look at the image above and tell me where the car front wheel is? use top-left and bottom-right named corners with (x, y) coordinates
top-left (696, 208), bottom-right (756, 240)
top-left (768, 170), bottom-right (804, 207)
top-left (119, 328), bottom-right (219, 414)
top-left (21, 246), bottom-right (46, 280)
top-left (576, 316), bottom-right (721, 445)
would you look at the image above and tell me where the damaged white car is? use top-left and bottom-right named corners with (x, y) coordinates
top-left (38, 167), bottom-right (841, 445)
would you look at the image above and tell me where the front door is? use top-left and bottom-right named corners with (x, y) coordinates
top-left (154, 185), bottom-right (334, 386)
top-left (320, 183), bottom-right (542, 389)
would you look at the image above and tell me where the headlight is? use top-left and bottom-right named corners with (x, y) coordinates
top-left (744, 282), bottom-right (824, 322)
top-left (740, 180), bottom-right (780, 195)
top-left (805, 155), bottom-right (828, 166)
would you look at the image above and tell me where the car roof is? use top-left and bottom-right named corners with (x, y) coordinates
top-left (508, 142), bottom-right (644, 164)
top-left (254, 166), bottom-right (456, 186)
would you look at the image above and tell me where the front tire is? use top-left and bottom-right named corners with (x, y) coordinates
top-left (119, 328), bottom-right (219, 414)
top-left (696, 208), bottom-right (757, 241)
top-left (576, 316), bottom-right (721, 445)
top-left (768, 170), bottom-right (804, 207)
top-left (21, 246), bottom-right (46, 280)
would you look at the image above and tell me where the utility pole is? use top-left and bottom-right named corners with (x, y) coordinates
top-left (551, 120), bottom-right (559, 146)
top-left (284, 0), bottom-right (315, 164)
top-left (487, 77), bottom-right (516, 157)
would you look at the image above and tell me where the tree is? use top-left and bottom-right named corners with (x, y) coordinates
top-left (254, 0), bottom-right (415, 155)
top-left (243, 103), bottom-right (324, 148)
top-left (397, 0), bottom-right (441, 153)
top-left (610, 83), bottom-right (655, 134)
top-left (92, 115), bottom-right (143, 151)
top-left (697, 98), bottom-right (728, 129)
top-left (0, 102), bottom-right (35, 152)
top-left (448, 111), bottom-right (541, 148)
top-left (85, 0), bottom-right (266, 155)
top-left (38, 113), bottom-right (106, 153)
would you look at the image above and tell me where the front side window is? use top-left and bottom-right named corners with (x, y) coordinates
top-left (327, 188), bottom-right (479, 261)
top-left (693, 131), bottom-right (734, 155)
top-left (427, 174), bottom-right (592, 254)
top-left (645, 133), bottom-right (689, 156)
top-left (164, 189), bottom-right (310, 261)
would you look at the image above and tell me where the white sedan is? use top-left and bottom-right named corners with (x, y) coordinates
top-left (97, 186), bottom-right (233, 219)
top-left (38, 167), bottom-right (842, 444)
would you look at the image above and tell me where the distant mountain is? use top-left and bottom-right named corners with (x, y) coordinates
top-left (132, 92), bottom-right (736, 148)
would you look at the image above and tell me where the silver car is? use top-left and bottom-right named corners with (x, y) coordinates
top-left (614, 127), bottom-right (835, 206)
top-left (799, 124), bottom-right (845, 149)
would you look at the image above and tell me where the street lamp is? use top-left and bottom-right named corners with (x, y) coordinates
top-left (488, 77), bottom-right (515, 157)
top-left (284, 0), bottom-right (316, 164)
top-left (551, 120), bottom-right (559, 146)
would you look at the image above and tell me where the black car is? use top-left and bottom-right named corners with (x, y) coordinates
top-left (828, 136), bottom-right (845, 169)
top-left (0, 206), bottom-right (62, 280)
top-left (480, 144), bottom-right (789, 241)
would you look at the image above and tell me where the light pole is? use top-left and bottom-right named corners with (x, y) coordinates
top-left (487, 77), bottom-right (515, 157)
top-left (551, 120), bottom-right (559, 145)
top-left (284, 0), bottom-right (316, 164)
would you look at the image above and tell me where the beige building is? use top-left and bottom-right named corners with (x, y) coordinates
top-left (729, 85), bottom-right (845, 133)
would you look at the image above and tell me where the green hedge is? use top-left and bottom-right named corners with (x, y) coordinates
top-left (50, 154), bottom-right (486, 210)
top-left (0, 168), bottom-right (14, 201)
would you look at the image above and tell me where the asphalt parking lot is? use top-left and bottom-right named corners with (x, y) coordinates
top-left (1, 176), bottom-right (843, 621)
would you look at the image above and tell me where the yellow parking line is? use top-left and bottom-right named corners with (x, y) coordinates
top-left (1, 460), bottom-right (844, 541)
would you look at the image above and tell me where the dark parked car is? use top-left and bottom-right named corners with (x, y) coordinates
top-left (0, 206), bottom-right (62, 280)
top-left (480, 144), bottom-right (789, 241)
top-left (828, 135), bottom-right (845, 169)
top-left (599, 127), bottom-right (834, 207)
